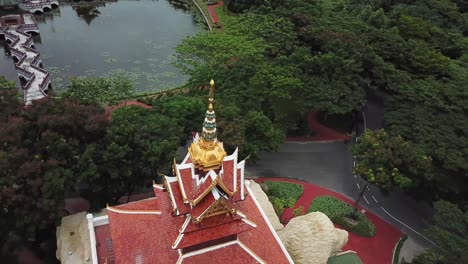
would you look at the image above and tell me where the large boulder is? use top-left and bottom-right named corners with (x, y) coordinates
top-left (56, 212), bottom-right (92, 263)
top-left (278, 212), bottom-right (348, 264)
top-left (248, 180), bottom-right (284, 231)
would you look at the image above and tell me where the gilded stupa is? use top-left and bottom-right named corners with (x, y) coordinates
top-left (188, 79), bottom-right (227, 171)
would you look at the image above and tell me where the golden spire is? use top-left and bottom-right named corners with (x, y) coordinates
top-left (188, 79), bottom-right (226, 171)
top-left (208, 79), bottom-right (214, 111)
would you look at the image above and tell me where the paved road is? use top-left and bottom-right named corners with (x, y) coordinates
top-left (245, 141), bottom-right (434, 250)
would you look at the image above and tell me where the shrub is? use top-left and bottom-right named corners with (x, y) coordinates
top-left (393, 235), bottom-right (408, 264)
top-left (309, 196), bottom-right (376, 237)
top-left (271, 197), bottom-right (286, 216)
top-left (264, 181), bottom-right (304, 218)
top-left (264, 181), bottom-right (304, 204)
top-left (293, 206), bottom-right (305, 217)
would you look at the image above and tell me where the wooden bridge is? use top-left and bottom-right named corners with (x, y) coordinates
top-left (0, 14), bottom-right (51, 105)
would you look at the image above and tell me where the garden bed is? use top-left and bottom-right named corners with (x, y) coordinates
top-left (309, 196), bottom-right (376, 237)
top-left (261, 180), bottom-right (304, 217)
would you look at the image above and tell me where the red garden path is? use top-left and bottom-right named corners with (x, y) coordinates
top-left (255, 177), bottom-right (402, 264)
top-left (287, 112), bottom-right (352, 142)
top-left (208, 1), bottom-right (224, 24)
top-left (105, 100), bottom-right (152, 119)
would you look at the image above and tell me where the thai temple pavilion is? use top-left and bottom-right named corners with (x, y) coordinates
top-left (84, 80), bottom-right (294, 263)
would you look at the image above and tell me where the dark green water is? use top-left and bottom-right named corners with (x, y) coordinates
top-left (0, 0), bottom-right (200, 92)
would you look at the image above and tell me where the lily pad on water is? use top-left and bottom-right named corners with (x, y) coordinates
top-left (105, 58), bottom-right (118, 64)
top-left (100, 52), bottom-right (111, 57)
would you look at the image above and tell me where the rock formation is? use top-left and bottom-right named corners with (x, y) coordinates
top-left (278, 212), bottom-right (349, 264)
top-left (248, 180), bottom-right (284, 231)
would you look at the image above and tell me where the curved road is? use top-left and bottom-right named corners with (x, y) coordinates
top-left (245, 140), bottom-right (434, 251)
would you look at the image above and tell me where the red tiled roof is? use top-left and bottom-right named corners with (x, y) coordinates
top-left (107, 196), bottom-right (185, 263)
top-left (177, 166), bottom-right (195, 200)
top-left (221, 159), bottom-right (235, 193)
top-left (95, 224), bottom-right (113, 264)
top-left (232, 168), bottom-right (244, 202)
top-left (102, 145), bottom-right (292, 264)
top-left (168, 180), bottom-right (191, 215)
top-left (236, 190), bottom-right (289, 264)
top-left (103, 185), bottom-right (291, 263)
top-left (180, 241), bottom-right (260, 263)
top-left (185, 213), bottom-right (241, 233)
top-left (176, 219), bottom-right (253, 249)
top-left (190, 192), bottom-right (217, 220)
top-left (189, 173), bottom-right (215, 202)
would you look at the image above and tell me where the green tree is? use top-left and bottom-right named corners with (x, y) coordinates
top-left (352, 129), bottom-right (433, 216)
top-left (77, 106), bottom-right (183, 208)
top-left (175, 31), bottom-right (265, 76)
top-left (0, 77), bottom-right (20, 122)
top-left (406, 201), bottom-right (468, 264)
top-left (0, 96), bottom-right (108, 252)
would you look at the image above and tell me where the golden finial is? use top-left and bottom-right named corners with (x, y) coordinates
top-left (208, 79), bottom-right (215, 111)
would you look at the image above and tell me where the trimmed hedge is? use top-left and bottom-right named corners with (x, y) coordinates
top-left (393, 235), bottom-right (408, 264)
top-left (264, 181), bottom-right (304, 216)
top-left (309, 196), bottom-right (376, 237)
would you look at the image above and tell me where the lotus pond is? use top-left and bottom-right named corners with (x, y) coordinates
top-left (0, 0), bottom-right (201, 92)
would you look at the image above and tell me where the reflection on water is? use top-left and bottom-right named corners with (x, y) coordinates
top-left (74, 6), bottom-right (101, 25)
top-left (0, 0), bottom-right (200, 92)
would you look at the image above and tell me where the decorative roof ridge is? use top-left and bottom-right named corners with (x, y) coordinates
top-left (176, 239), bottom-right (266, 264)
top-left (244, 181), bottom-right (295, 264)
top-left (106, 204), bottom-right (162, 215)
top-left (236, 240), bottom-right (266, 264)
top-left (216, 177), bottom-right (236, 197)
top-left (235, 210), bottom-right (257, 228)
top-left (236, 159), bottom-right (247, 200)
top-left (188, 173), bottom-right (219, 206)
top-left (176, 240), bottom-right (238, 264)
top-left (172, 215), bottom-right (191, 249)
top-left (222, 147), bottom-right (238, 162)
top-left (153, 183), bottom-right (165, 190)
top-left (181, 152), bottom-right (191, 164)
top-left (164, 175), bottom-right (180, 215)
top-left (191, 190), bottom-right (236, 223)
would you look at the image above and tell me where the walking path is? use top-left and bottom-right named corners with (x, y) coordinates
top-left (288, 112), bottom-right (351, 142)
top-left (255, 177), bottom-right (403, 264)
top-left (105, 100), bottom-right (152, 119)
top-left (207, 1), bottom-right (223, 24)
top-left (1, 16), bottom-right (51, 105)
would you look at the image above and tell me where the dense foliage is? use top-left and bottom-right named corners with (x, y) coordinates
top-left (353, 129), bottom-right (433, 194)
top-left (177, 0), bottom-right (468, 207)
top-left (0, 92), bottom-right (108, 251)
top-left (263, 181), bottom-right (304, 216)
top-left (0, 81), bottom-right (187, 258)
top-left (177, 0), bottom-right (468, 204)
top-left (404, 200), bottom-right (468, 264)
top-left (309, 196), bottom-right (376, 237)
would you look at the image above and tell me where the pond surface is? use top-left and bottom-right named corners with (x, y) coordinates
top-left (0, 0), bottom-right (200, 92)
